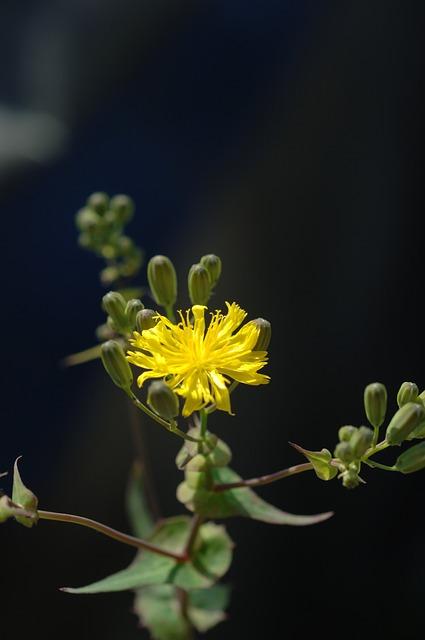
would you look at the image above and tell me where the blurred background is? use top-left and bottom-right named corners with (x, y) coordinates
top-left (1, 1), bottom-right (424, 638)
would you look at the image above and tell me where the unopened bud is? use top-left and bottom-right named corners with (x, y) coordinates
top-left (342, 469), bottom-right (360, 489)
top-left (188, 264), bottom-right (211, 305)
top-left (186, 454), bottom-right (208, 472)
top-left (386, 402), bottom-right (425, 445)
top-left (395, 441), bottom-right (425, 474)
top-left (86, 192), bottom-right (109, 214)
top-left (147, 255), bottom-right (177, 308)
top-left (334, 442), bottom-right (355, 464)
top-left (350, 426), bottom-right (373, 458)
top-left (397, 381), bottom-right (419, 408)
top-left (338, 425), bottom-right (357, 442)
top-left (110, 194), bottom-right (134, 223)
top-left (75, 207), bottom-right (100, 231)
top-left (147, 381), bottom-right (179, 420)
top-left (125, 299), bottom-right (144, 328)
top-left (364, 383), bottom-right (387, 428)
top-left (102, 291), bottom-right (129, 334)
top-left (101, 340), bottom-right (133, 389)
top-left (136, 308), bottom-right (158, 332)
top-left (200, 254), bottom-right (222, 287)
top-left (251, 318), bottom-right (271, 351)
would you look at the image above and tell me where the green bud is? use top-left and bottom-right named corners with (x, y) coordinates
top-left (125, 299), bottom-right (144, 328)
top-left (136, 309), bottom-right (158, 332)
top-left (385, 402), bottom-right (425, 445)
top-left (86, 192), bottom-right (109, 214)
top-left (75, 207), bottom-right (100, 232)
top-left (147, 381), bottom-right (179, 420)
top-left (176, 481), bottom-right (196, 506)
top-left (407, 420), bottom-right (425, 440)
top-left (186, 471), bottom-right (208, 490)
top-left (334, 442), bottom-right (355, 464)
top-left (395, 441), bottom-right (425, 474)
top-left (418, 390), bottom-right (425, 404)
top-left (397, 381), bottom-right (419, 408)
top-left (251, 318), bottom-right (272, 351)
top-left (100, 265), bottom-right (120, 286)
top-left (350, 426), bottom-right (373, 458)
top-left (342, 469), bottom-right (360, 489)
top-left (109, 194), bottom-right (134, 224)
top-left (102, 291), bottom-right (129, 334)
top-left (147, 255), bottom-right (177, 308)
top-left (364, 382), bottom-right (387, 428)
top-left (101, 340), bottom-right (133, 390)
top-left (200, 254), bottom-right (222, 287)
top-left (338, 425), bottom-right (357, 442)
top-left (188, 263), bottom-right (211, 305)
top-left (185, 454), bottom-right (208, 472)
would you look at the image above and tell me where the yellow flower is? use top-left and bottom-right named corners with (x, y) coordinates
top-left (127, 302), bottom-right (270, 417)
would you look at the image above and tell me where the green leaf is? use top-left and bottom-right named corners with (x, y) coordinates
top-left (290, 443), bottom-right (338, 481)
top-left (178, 467), bottom-right (333, 526)
top-left (188, 584), bottom-right (230, 632)
top-left (134, 585), bottom-right (191, 640)
top-left (125, 461), bottom-right (155, 538)
top-left (12, 458), bottom-right (38, 528)
top-left (134, 584), bottom-right (230, 640)
top-left (63, 516), bottom-right (233, 594)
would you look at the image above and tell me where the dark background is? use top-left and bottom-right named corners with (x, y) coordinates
top-left (1, 2), bottom-right (424, 638)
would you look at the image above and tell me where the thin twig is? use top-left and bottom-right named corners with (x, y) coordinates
top-left (213, 462), bottom-right (314, 492)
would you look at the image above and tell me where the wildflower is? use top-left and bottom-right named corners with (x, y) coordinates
top-left (127, 302), bottom-right (270, 416)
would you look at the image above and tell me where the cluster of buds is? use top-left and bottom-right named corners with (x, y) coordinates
top-left (188, 254), bottom-right (222, 306)
top-left (75, 192), bottom-right (143, 285)
top-left (334, 426), bottom-right (374, 488)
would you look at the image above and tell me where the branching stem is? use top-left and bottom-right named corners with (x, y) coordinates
top-left (213, 462), bottom-right (314, 492)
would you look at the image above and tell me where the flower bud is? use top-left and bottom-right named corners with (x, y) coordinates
top-left (251, 318), bottom-right (271, 351)
top-left (188, 263), bottom-right (211, 305)
top-left (102, 291), bottom-right (129, 334)
top-left (342, 469), bottom-right (360, 489)
top-left (147, 255), bottom-right (177, 308)
top-left (75, 207), bottom-right (100, 232)
top-left (385, 402), bottom-right (425, 445)
top-left (207, 440), bottom-right (232, 467)
top-left (86, 191), bottom-right (109, 214)
top-left (200, 254), bottom-right (222, 287)
top-left (395, 441), bottom-right (425, 474)
top-left (136, 308), bottom-right (158, 332)
top-left (338, 425), bottom-right (357, 442)
top-left (364, 382), bottom-right (387, 428)
top-left (101, 340), bottom-right (133, 389)
top-left (185, 454), bottom-right (208, 472)
top-left (397, 381), bottom-right (419, 408)
top-left (110, 194), bottom-right (134, 223)
top-left (125, 299), bottom-right (144, 328)
top-left (350, 426), bottom-right (373, 458)
top-left (147, 381), bottom-right (179, 420)
top-left (334, 442), bottom-right (355, 464)
top-left (407, 420), bottom-right (425, 441)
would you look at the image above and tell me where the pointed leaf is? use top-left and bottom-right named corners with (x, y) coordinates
top-left (188, 584), bottom-right (230, 633)
top-left (63, 516), bottom-right (233, 594)
top-left (290, 443), bottom-right (338, 481)
top-left (134, 585), bottom-right (190, 640)
top-left (179, 467), bottom-right (333, 526)
top-left (12, 458), bottom-right (38, 528)
top-left (126, 462), bottom-right (155, 538)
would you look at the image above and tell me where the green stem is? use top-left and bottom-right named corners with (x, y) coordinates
top-left (126, 390), bottom-right (201, 443)
top-left (372, 425), bottom-right (380, 448)
top-left (38, 510), bottom-right (185, 561)
top-left (363, 439), bottom-right (390, 461)
top-left (165, 304), bottom-right (176, 323)
top-left (213, 462), bottom-right (314, 492)
top-left (183, 514), bottom-right (204, 559)
top-left (363, 459), bottom-right (397, 472)
top-left (199, 409), bottom-right (208, 439)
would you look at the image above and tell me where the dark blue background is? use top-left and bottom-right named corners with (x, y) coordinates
top-left (1, 2), bottom-right (424, 639)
